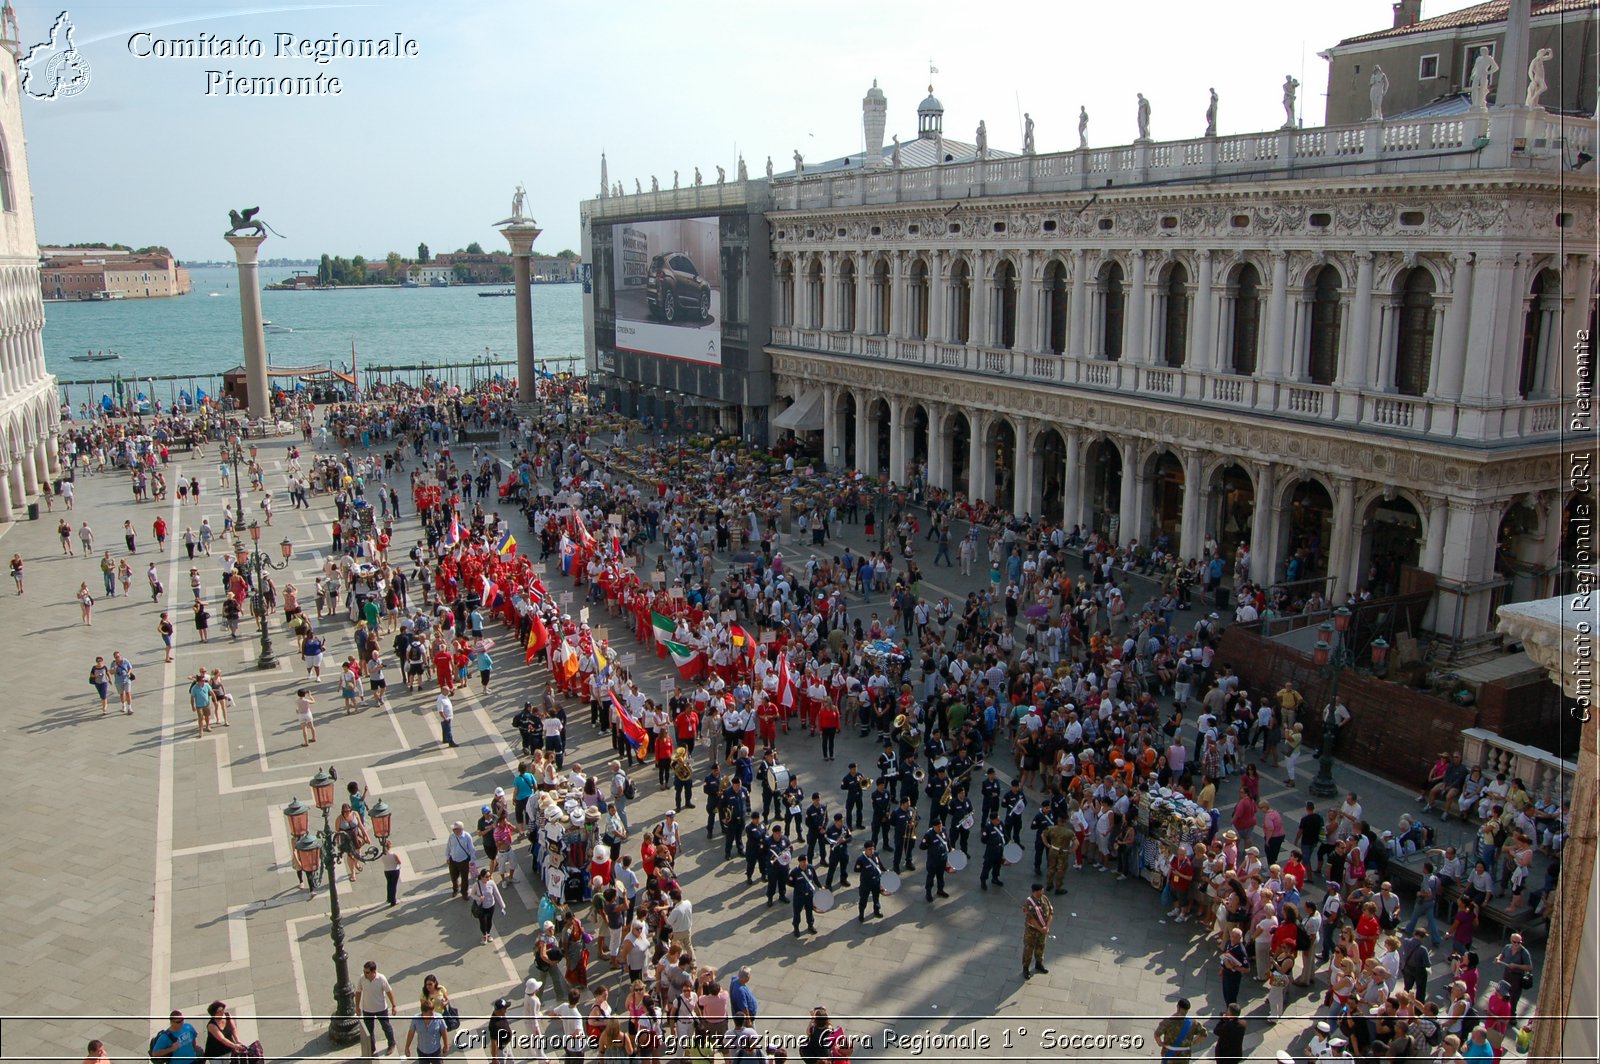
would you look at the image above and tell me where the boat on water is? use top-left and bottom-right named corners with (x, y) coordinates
top-left (478, 288), bottom-right (515, 297)
top-left (70, 350), bottom-right (121, 362)
top-left (263, 321), bottom-right (293, 333)
top-left (208, 292), bottom-right (221, 297)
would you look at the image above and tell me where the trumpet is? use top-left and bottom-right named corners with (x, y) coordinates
top-left (911, 769), bottom-right (927, 784)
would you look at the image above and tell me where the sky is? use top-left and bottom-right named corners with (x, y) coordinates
top-left (17, 0), bottom-right (1493, 263)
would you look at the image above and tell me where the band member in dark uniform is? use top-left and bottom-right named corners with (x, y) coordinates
top-left (765, 826), bottom-right (792, 905)
top-left (1002, 780), bottom-right (1028, 845)
top-left (703, 763), bottom-right (725, 838)
top-left (743, 811), bottom-right (767, 883)
top-left (789, 854), bottom-right (820, 935)
top-left (948, 785), bottom-right (975, 856)
top-left (925, 767), bottom-right (951, 832)
top-left (758, 749), bottom-right (781, 821)
top-left (722, 779), bottom-right (750, 859)
top-left (980, 812), bottom-right (1008, 889)
top-left (804, 793), bottom-right (829, 863)
top-left (854, 842), bottom-right (885, 921)
top-left (824, 813), bottom-right (852, 890)
top-left (890, 797), bottom-right (917, 874)
top-left (869, 778), bottom-right (894, 851)
top-left (980, 767), bottom-right (1002, 823)
top-left (841, 764), bottom-right (867, 830)
top-left (921, 820), bottom-right (952, 901)
top-left (1031, 803), bottom-right (1057, 876)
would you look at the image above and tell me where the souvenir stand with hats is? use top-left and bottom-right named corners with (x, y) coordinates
top-left (1138, 783), bottom-right (1210, 888)
top-left (531, 786), bottom-right (602, 906)
top-left (861, 639), bottom-right (908, 683)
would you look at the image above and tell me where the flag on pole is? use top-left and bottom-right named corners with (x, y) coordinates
top-left (526, 615), bottom-right (549, 661)
top-left (573, 511), bottom-right (597, 551)
top-left (594, 641), bottom-right (610, 680)
top-left (774, 650), bottom-right (797, 708)
top-left (663, 638), bottom-right (707, 680)
top-left (559, 641), bottom-right (581, 682)
top-left (729, 623), bottom-right (756, 664)
top-left (652, 612), bottom-right (677, 646)
top-left (610, 689), bottom-right (650, 759)
top-left (444, 512), bottom-right (462, 548)
top-left (481, 575), bottom-right (503, 611)
top-left (496, 529), bottom-right (517, 556)
top-left (528, 577), bottom-right (549, 605)
top-left (559, 534), bottom-right (576, 574)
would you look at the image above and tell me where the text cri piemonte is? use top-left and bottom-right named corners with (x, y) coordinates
top-left (127, 31), bottom-right (421, 96)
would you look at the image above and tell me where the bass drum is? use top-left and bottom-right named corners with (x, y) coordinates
top-left (1002, 842), bottom-right (1025, 865)
top-left (813, 889), bottom-right (836, 913)
top-left (946, 850), bottom-right (969, 872)
top-left (771, 765), bottom-right (791, 792)
top-left (880, 871), bottom-right (902, 895)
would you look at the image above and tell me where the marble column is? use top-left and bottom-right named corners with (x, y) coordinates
top-left (887, 396), bottom-right (909, 485)
top-left (31, 441), bottom-right (48, 491)
top-left (1250, 462), bottom-right (1280, 584)
top-left (1117, 439), bottom-right (1142, 545)
top-left (499, 222), bottom-right (543, 404)
top-left (0, 463), bottom-right (11, 521)
top-left (820, 384), bottom-right (840, 468)
top-left (1558, 255), bottom-right (1595, 396)
top-left (7, 461), bottom-right (22, 508)
top-left (926, 402), bottom-right (949, 491)
top-left (1460, 255), bottom-right (1517, 404)
top-left (1188, 251), bottom-right (1215, 370)
top-left (888, 254), bottom-right (907, 338)
top-left (854, 253), bottom-right (871, 341)
top-left (1497, 255), bottom-right (1533, 402)
top-left (853, 391), bottom-right (872, 473)
top-left (1178, 449), bottom-right (1204, 560)
top-left (1420, 494), bottom-right (1449, 575)
top-left (224, 233), bottom-right (271, 419)
top-left (1014, 416), bottom-right (1039, 516)
top-left (971, 252), bottom-right (993, 348)
top-left (1262, 251), bottom-right (1290, 379)
top-left (19, 446), bottom-right (38, 497)
top-left (1435, 253), bottom-right (1474, 402)
top-left (968, 412), bottom-right (991, 503)
top-left (1018, 253), bottom-right (1039, 352)
top-left (821, 254), bottom-right (837, 332)
top-left (1126, 250), bottom-right (1148, 363)
top-left (1342, 251), bottom-right (1376, 392)
top-left (1062, 428), bottom-right (1084, 532)
top-left (45, 433), bottom-right (60, 476)
top-left (1327, 476), bottom-right (1358, 600)
top-left (928, 251), bottom-right (947, 343)
top-left (1436, 499), bottom-right (1503, 635)
top-left (1069, 250), bottom-right (1089, 359)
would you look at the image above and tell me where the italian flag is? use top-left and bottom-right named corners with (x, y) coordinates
top-left (652, 612), bottom-right (677, 646)
top-left (663, 638), bottom-right (707, 680)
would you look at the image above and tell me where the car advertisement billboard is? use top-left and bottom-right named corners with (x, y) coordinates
top-left (611, 217), bottom-right (722, 364)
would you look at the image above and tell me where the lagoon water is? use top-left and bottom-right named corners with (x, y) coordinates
top-left (43, 265), bottom-right (586, 405)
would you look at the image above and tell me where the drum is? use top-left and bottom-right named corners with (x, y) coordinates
top-left (931, 757), bottom-right (950, 771)
top-left (959, 814), bottom-right (975, 831)
top-left (777, 851), bottom-right (792, 868)
top-left (880, 871), bottom-right (902, 895)
top-left (946, 850), bottom-right (969, 872)
top-left (771, 765), bottom-right (791, 792)
top-left (1002, 842), bottom-right (1025, 865)
top-left (813, 889), bottom-right (836, 914)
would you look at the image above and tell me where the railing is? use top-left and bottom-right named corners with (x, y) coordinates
top-left (1460, 728), bottom-right (1576, 809)
top-left (763, 330), bottom-right (1567, 440)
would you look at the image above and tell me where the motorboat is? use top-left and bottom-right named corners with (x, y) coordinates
top-left (478, 288), bottom-right (515, 297)
top-left (69, 351), bottom-right (121, 362)
top-left (263, 321), bottom-right (293, 333)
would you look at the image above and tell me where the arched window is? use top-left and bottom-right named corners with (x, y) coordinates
top-left (1044, 261), bottom-right (1068, 355)
top-left (1307, 265), bottom-right (1342, 385)
top-left (994, 259), bottom-right (1018, 349)
top-left (1519, 268), bottom-right (1561, 399)
top-left (908, 260), bottom-right (929, 339)
top-left (1230, 264), bottom-right (1261, 375)
top-left (1394, 267), bottom-right (1436, 397)
top-left (1161, 263), bottom-right (1189, 367)
top-left (1100, 262), bottom-right (1125, 361)
top-left (950, 259), bottom-right (972, 344)
top-left (837, 259), bottom-right (857, 333)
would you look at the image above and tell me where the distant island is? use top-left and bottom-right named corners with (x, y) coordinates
top-left (267, 242), bottom-right (582, 289)
top-left (40, 245), bottom-right (191, 301)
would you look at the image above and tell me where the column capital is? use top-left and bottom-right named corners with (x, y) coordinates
top-left (1354, 250), bottom-right (1375, 265)
top-left (1270, 249), bottom-right (1289, 263)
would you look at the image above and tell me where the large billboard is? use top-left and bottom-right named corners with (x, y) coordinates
top-left (611, 217), bottom-right (722, 364)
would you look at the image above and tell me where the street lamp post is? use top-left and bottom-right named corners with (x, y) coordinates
top-left (237, 518), bottom-right (294, 670)
top-left (1308, 607), bottom-right (1389, 798)
top-left (285, 770), bottom-right (393, 1048)
top-left (875, 491), bottom-right (889, 552)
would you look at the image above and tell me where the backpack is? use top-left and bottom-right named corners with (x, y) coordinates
top-left (1295, 925), bottom-right (1312, 951)
top-left (624, 776), bottom-right (638, 801)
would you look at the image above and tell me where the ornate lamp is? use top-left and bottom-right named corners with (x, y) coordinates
top-left (1332, 605), bottom-right (1353, 633)
top-left (249, 520), bottom-right (262, 544)
top-left (283, 798), bottom-right (310, 837)
top-left (1312, 639), bottom-right (1331, 668)
top-left (293, 834), bottom-right (321, 875)
top-left (280, 537), bottom-right (293, 561)
top-left (1370, 638), bottom-right (1390, 668)
top-left (309, 769), bottom-right (336, 810)
top-left (369, 800), bottom-right (392, 841)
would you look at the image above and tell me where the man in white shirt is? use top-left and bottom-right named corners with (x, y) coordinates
top-left (548, 990), bottom-right (585, 1061)
top-left (666, 888), bottom-right (694, 951)
top-left (436, 692), bottom-right (458, 747)
top-left (358, 961), bottom-right (399, 1056)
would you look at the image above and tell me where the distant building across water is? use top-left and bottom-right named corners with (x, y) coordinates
top-left (40, 246), bottom-right (192, 301)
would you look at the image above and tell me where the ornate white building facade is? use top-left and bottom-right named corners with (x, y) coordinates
top-left (0, 5), bottom-right (62, 521)
top-left (762, 93), bottom-right (1596, 641)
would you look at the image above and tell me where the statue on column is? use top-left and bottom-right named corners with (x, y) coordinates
top-left (891, 134), bottom-right (901, 168)
top-left (1281, 75), bottom-right (1299, 129)
top-left (1368, 66), bottom-right (1389, 121)
top-left (225, 207), bottom-right (269, 237)
top-left (738, 156), bottom-right (749, 181)
top-left (599, 153), bottom-right (608, 197)
top-left (650, 175), bottom-right (658, 192)
top-left (634, 178), bottom-right (642, 195)
top-left (793, 150), bottom-right (804, 175)
top-left (1527, 47), bottom-right (1554, 109)
top-left (693, 166), bottom-right (702, 186)
top-left (510, 183), bottom-right (527, 222)
top-left (1205, 88), bottom-right (1218, 137)
top-left (1078, 105), bottom-right (1089, 149)
top-left (1135, 94), bottom-right (1151, 140)
top-left (1022, 113), bottom-right (1035, 155)
top-left (765, 156), bottom-right (773, 179)
top-left (975, 120), bottom-right (988, 158)
top-left (1468, 47), bottom-right (1499, 111)
top-left (716, 165), bottom-right (726, 184)
top-left (672, 170), bottom-right (679, 189)
top-left (934, 129), bottom-right (944, 164)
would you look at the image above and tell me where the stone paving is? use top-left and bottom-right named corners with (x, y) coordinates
top-left (0, 430), bottom-right (1541, 1062)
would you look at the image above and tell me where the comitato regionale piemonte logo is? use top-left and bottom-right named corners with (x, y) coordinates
top-left (20, 10), bottom-right (92, 100)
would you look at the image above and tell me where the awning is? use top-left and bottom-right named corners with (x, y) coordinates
top-left (770, 390), bottom-right (824, 432)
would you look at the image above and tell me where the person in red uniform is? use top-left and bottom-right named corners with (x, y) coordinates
top-left (433, 641), bottom-right (456, 693)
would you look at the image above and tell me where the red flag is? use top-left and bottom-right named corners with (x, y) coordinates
top-left (610, 689), bottom-right (651, 759)
top-left (774, 650), bottom-right (797, 708)
top-left (526, 614), bottom-right (549, 662)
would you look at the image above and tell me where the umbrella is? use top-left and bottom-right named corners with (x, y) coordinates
top-left (1025, 604), bottom-right (1050, 621)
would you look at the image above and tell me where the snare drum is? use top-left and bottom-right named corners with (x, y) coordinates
top-left (1002, 842), bottom-right (1025, 865)
top-left (880, 871), bottom-right (902, 895)
top-left (946, 850), bottom-right (969, 872)
top-left (777, 851), bottom-right (792, 868)
top-left (813, 889), bottom-right (836, 913)
top-left (959, 814), bottom-right (975, 831)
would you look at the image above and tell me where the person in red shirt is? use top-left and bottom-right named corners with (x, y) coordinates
top-left (1282, 852), bottom-right (1309, 895)
top-left (152, 516), bottom-right (168, 550)
top-left (817, 699), bottom-right (842, 762)
top-left (674, 705), bottom-right (700, 755)
top-left (757, 699), bottom-right (780, 750)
